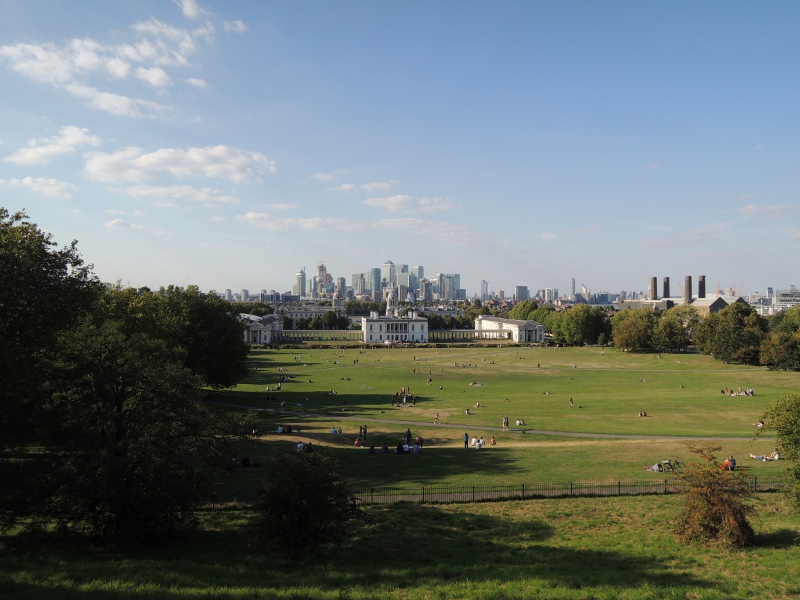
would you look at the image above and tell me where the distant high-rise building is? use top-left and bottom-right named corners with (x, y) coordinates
top-left (419, 278), bottom-right (432, 302)
top-left (336, 277), bottom-right (346, 292)
top-left (382, 260), bottom-right (396, 287)
top-left (515, 285), bottom-right (529, 302)
top-left (480, 280), bottom-right (489, 301)
top-left (224, 289), bottom-right (232, 301)
top-left (240, 289), bottom-right (249, 302)
top-left (294, 269), bottom-right (306, 298)
top-left (410, 266), bottom-right (424, 291)
top-left (370, 268), bottom-right (381, 294)
top-left (570, 278), bottom-right (576, 298)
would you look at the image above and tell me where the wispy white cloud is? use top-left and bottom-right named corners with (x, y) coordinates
top-left (121, 184), bottom-right (235, 205)
top-left (297, 217), bottom-right (362, 231)
top-left (740, 204), bottom-right (799, 220)
top-left (361, 181), bottom-right (394, 192)
top-left (5, 176), bottom-right (77, 198)
top-left (373, 218), bottom-right (481, 246)
top-left (235, 213), bottom-right (362, 232)
top-left (365, 195), bottom-right (414, 211)
top-left (333, 183), bottom-right (357, 191)
top-left (66, 83), bottom-right (169, 118)
top-left (104, 218), bottom-right (169, 236)
top-left (174, 0), bottom-right (209, 20)
top-left (183, 77), bottom-right (209, 89)
top-left (224, 20), bottom-right (247, 34)
top-left (235, 212), bottom-right (295, 231)
top-left (539, 232), bottom-right (558, 243)
top-left (312, 169), bottom-right (348, 181)
top-left (266, 202), bottom-right (297, 210)
top-left (135, 66), bottom-right (172, 88)
top-left (645, 162), bottom-right (662, 170)
top-left (0, 17), bottom-right (214, 117)
top-left (4, 125), bottom-right (101, 165)
top-left (84, 145), bottom-right (275, 183)
top-left (366, 194), bottom-right (457, 213)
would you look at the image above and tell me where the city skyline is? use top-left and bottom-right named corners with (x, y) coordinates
top-left (2, 1), bottom-right (799, 297)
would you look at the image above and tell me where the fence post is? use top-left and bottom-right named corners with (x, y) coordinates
top-left (422, 486), bottom-right (425, 503)
top-left (618, 480), bottom-right (621, 496)
top-left (473, 485), bottom-right (475, 502)
top-left (570, 481), bottom-right (573, 496)
top-left (370, 488), bottom-right (373, 504)
top-left (522, 483), bottom-right (525, 499)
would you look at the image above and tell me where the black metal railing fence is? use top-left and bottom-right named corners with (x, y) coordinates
top-left (207, 475), bottom-right (785, 508)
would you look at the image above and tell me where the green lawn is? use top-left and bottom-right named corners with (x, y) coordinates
top-left (2, 495), bottom-right (799, 599)
top-left (212, 346), bottom-right (795, 493)
top-left (222, 346), bottom-right (794, 437)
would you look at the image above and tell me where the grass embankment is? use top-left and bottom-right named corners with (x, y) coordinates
top-left (2, 495), bottom-right (799, 599)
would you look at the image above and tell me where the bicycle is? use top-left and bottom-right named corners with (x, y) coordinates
top-left (661, 457), bottom-right (685, 473)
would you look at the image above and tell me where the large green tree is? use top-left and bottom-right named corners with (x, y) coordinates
top-left (695, 303), bottom-right (767, 364)
top-left (100, 285), bottom-right (249, 388)
top-left (760, 305), bottom-right (800, 371)
top-left (557, 304), bottom-right (609, 346)
top-left (0, 209), bottom-right (101, 524)
top-left (38, 317), bottom-right (243, 543)
top-left (654, 305), bottom-right (700, 352)
top-left (611, 308), bottom-right (656, 352)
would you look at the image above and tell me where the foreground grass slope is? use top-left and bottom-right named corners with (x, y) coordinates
top-left (2, 495), bottom-right (798, 599)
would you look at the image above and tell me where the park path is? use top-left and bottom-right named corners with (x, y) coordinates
top-left (208, 400), bottom-right (765, 441)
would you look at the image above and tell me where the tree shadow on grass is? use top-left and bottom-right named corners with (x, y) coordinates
top-left (0, 505), bottom-right (711, 599)
top-left (312, 503), bottom-right (711, 593)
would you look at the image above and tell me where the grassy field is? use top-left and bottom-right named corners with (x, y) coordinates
top-left (212, 346), bottom-right (796, 493)
top-left (2, 495), bottom-right (799, 599)
top-left (4, 345), bottom-right (800, 599)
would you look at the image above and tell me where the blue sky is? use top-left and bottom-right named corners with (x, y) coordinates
top-left (1, 0), bottom-right (798, 298)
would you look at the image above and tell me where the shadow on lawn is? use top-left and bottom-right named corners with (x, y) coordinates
top-left (0, 505), bottom-right (711, 598)
top-left (754, 528), bottom-right (800, 549)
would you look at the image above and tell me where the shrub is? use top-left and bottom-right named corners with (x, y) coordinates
top-left (254, 450), bottom-right (366, 560)
top-left (674, 444), bottom-right (755, 548)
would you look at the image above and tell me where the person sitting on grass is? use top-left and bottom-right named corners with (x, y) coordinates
top-left (490, 435), bottom-right (496, 445)
top-left (396, 442), bottom-right (405, 455)
top-left (645, 463), bottom-right (663, 472)
top-left (381, 442), bottom-right (389, 453)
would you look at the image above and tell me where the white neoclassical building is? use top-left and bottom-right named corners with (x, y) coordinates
top-left (241, 314), bottom-right (283, 345)
top-left (361, 286), bottom-right (429, 344)
top-left (474, 315), bottom-right (545, 343)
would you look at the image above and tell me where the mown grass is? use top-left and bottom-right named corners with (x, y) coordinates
top-left (211, 346), bottom-right (796, 495)
top-left (221, 346), bottom-right (796, 437)
top-left (2, 495), bottom-right (799, 599)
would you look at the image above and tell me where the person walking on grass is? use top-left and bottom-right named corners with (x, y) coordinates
top-left (464, 432), bottom-right (469, 448)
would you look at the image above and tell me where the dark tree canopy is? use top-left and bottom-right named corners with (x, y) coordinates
top-left (39, 317), bottom-right (240, 542)
top-left (254, 451), bottom-right (366, 560)
top-left (0, 210), bottom-right (251, 542)
top-left (0, 209), bottom-right (101, 451)
top-left (695, 303), bottom-right (767, 364)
